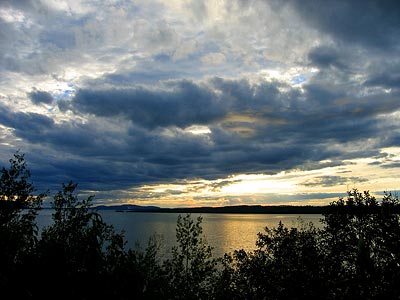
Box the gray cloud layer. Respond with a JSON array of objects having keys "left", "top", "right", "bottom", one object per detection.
[
  {"left": 1, "top": 74, "right": 398, "bottom": 193},
  {"left": 286, "top": 0, "right": 400, "bottom": 51}
]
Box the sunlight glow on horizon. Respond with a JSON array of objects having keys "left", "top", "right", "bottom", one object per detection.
[{"left": 112, "top": 149, "right": 400, "bottom": 207}]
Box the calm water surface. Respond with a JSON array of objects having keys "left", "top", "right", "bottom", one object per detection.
[{"left": 37, "top": 210, "right": 323, "bottom": 257}]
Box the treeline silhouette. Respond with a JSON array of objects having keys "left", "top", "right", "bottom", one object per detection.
[
  {"left": 1, "top": 153, "right": 400, "bottom": 299},
  {"left": 114, "top": 205, "right": 331, "bottom": 214}
]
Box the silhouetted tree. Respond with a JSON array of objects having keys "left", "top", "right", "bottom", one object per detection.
[
  {"left": 37, "top": 181, "right": 125, "bottom": 298},
  {"left": 163, "top": 214, "right": 218, "bottom": 300},
  {"left": 0, "top": 152, "right": 47, "bottom": 297},
  {"left": 321, "top": 189, "right": 400, "bottom": 299},
  {"left": 220, "top": 189, "right": 400, "bottom": 300},
  {"left": 223, "top": 220, "right": 324, "bottom": 300},
  {"left": 103, "top": 233, "right": 167, "bottom": 300}
]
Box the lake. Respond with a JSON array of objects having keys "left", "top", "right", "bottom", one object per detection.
[{"left": 36, "top": 210, "right": 324, "bottom": 258}]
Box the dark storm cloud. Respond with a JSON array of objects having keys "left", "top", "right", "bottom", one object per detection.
[
  {"left": 302, "top": 176, "right": 368, "bottom": 188},
  {"left": 0, "top": 105, "right": 54, "bottom": 138},
  {"left": 27, "top": 89, "right": 54, "bottom": 105},
  {"left": 58, "top": 76, "right": 399, "bottom": 181},
  {"left": 0, "top": 104, "right": 122, "bottom": 157},
  {"left": 3, "top": 72, "right": 400, "bottom": 198},
  {"left": 70, "top": 80, "right": 226, "bottom": 129},
  {"left": 286, "top": 0, "right": 400, "bottom": 51},
  {"left": 308, "top": 46, "right": 346, "bottom": 70},
  {"left": 364, "top": 64, "right": 400, "bottom": 89},
  {"left": 70, "top": 76, "right": 400, "bottom": 148},
  {"left": 0, "top": 103, "right": 215, "bottom": 190}
]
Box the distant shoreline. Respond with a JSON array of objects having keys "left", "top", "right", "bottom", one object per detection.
[{"left": 105, "top": 205, "right": 330, "bottom": 214}]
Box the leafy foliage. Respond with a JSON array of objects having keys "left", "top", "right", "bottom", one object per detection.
[
  {"left": 0, "top": 152, "right": 47, "bottom": 296},
  {"left": 320, "top": 189, "right": 400, "bottom": 298},
  {"left": 37, "top": 181, "right": 122, "bottom": 297},
  {"left": 1, "top": 153, "right": 400, "bottom": 299},
  {"left": 223, "top": 221, "right": 325, "bottom": 300},
  {"left": 163, "top": 214, "right": 218, "bottom": 299},
  {"left": 221, "top": 189, "right": 400, "bottom": 300}
]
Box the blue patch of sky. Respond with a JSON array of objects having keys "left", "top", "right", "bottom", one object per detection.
[
  {"left": 53, "top": 89, "right": 75, "bottom": 101},
  {"left": 292, "top": 75, "right": 308, "bottom": 85},
  {"left": 153, "top": 54, "right": 171, "bottom": 63},
  {"left": 375, "top": 190, "right": 400, "bottom": 197}
]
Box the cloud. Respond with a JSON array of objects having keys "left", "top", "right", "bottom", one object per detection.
[
  {"left": 287, "top": 0, "right": 400, "bottom": 51},
  {"left": 0, "top": 0, "right": 36, "bottom": 11},
  {"left": 363, "top": 63, "right": 400, "bottom": 90},
  {"left": 50, "top": 76, "right": 398, "bottom": 185},
  {"left": 302, "top": 176, "right": 368, "bottom": 188},
  {"left": 68, "top": 80, "right": 227, "bottom": 129},
  {"left": 1, "top": 0, "right": 400, "bottom": 206},
  {"left": 2, "top": 68, "right": 400, "bottom": 203},
  {"left": 0, "top": 105, "right": 54, "bottom": 137},
  {"left": 308, "top": 46, "right": 346, "bottom": 70},
  {"left": 27, "top": 89, "right": 54, "bottom": 105},
  {"left": 201, "top": 52, "right": 226, "bottom": 65}
]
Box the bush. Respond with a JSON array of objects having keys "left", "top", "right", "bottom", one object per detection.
[
  {"left": 37, "top": 181, "right": 124, "bottom": 297},
  {"left": 321, "top": 189, "right": 400, "bottom": 299},
  {"left": 222, "top": 189, "right": 400, "bottom": 300}
]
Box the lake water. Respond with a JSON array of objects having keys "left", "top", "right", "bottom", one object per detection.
[{"left": 36, "top": 210, "right": 324, "bottom": 258}]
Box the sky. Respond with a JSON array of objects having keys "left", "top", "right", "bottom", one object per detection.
[{"left": 0, "top": 0, "right": 400, "bottom": 207}]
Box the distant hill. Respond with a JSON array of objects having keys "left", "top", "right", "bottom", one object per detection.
[
  {"left": 93, "top": 204, "right": 329, "bottom": 214},
  {"left": 93, "top": 204, "right": 161, "bottom": 211},
  {"left": 157, "top": 205, "right": 329, "bottom": 214}
]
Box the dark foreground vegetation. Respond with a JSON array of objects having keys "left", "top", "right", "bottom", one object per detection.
[{"left": 1, "top": 153, "right": 400, "bottom": 299}]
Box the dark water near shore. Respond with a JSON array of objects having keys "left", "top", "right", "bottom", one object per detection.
[{"left": 36, "top": 210, "right": 323, "bottom": 257}]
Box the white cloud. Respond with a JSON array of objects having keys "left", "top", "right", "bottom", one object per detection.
[
  {"left": 172, "top": 39, "right": 198, "bottom": 61},
  {"left": 201, "top": 52, "right": 226, "bottom": 65}
]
